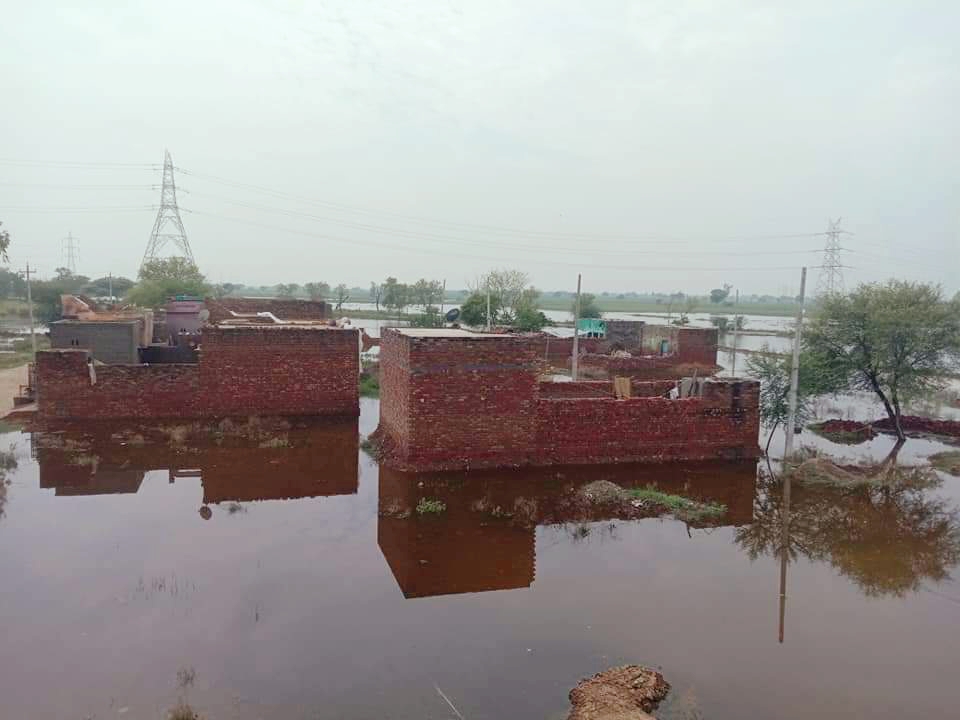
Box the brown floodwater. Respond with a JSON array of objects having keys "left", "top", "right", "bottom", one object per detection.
[{"left": 1, "top": 398, "right": 958, "bottom": 719}]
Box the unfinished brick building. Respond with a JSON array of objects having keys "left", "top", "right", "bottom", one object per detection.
[
  {"left": 374, "top": 328, "right": 759, "bottom": 472},
  {"left": 35, "top": 325, "right": 359, "bottom": 420}
]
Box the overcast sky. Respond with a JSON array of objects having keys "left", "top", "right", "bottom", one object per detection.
[{"left": 3, "top": 1, "right": 957, "bottom": 296}]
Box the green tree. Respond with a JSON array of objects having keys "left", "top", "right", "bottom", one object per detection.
[
  {"left": 746, "top": 346, "right": 824, "bottom": 453},
  {"left": 304, "top": 281, "right": 329, "bottom": 300},
  {"left": 514, "top": 287, "right": 550, "bottom": 331},
  {"left": 30, "top": 270, "right": 91, "bottom": 322},
  {"left": 459, "top": 292, "right": 500, "bottom": 327},
  {"left": 709, "top": 284, "right": 732, "bottom": 304},
  {"left": 275, "top": 283, "right": 300, "bottom": 298},
  {"left": 369, "top": 281, "right": 383, "bottom": 312},
  {"left": 0, "top": 221, "right": 10, "bottom": 262},
  {"left": 575, "top": 293, "right": 602, "bottom": 319},
  {"left": 83, "top": 276, "right": 135, "bottom": 298},
  {"left": 0, "top": 268, "right": 27, "bottom": 298},
  {"left": 382, "top": 277, "right": 410, "bottom": 315},
  {"left": 334, "top": 283, "right": 350, "bottom": 311},
  {"left": 127, "top": 258, "right": 209, "bottom": 308},
  {"left": 412, "top": 278, "right": 444, "bottom": 309},
  {"left": 805, "top": 281, "right": 960, "bottom": 441}
]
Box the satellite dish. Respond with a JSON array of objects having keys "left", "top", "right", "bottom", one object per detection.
[
  {"left": 445, "top": 308, "right": 461, "bottom": 323},
  {"left": 198, "top": 308, "right": 210, "bottom": 322}
]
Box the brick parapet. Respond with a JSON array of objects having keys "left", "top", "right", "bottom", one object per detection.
[{"left": 35, "top": 325, "right": 359, "bottom": 420}]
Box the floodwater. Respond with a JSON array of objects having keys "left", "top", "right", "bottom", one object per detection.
[{"left": 1, "top": 399, "right": 958, "bottom": 719}]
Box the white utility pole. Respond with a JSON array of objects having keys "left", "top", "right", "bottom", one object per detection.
[
  {"left": 108, "top": 272, "right": 114, "bottom": 301},
  {"left": 571, "top": 273, "right": 582, "bottom": 381},
  {"left": 784, "top": 267, "right": 807, "bottom": 458},
  {"left": 25, "top": 263, "right": 37, "bottom": 355},
  {"left": 485, "top": 287, "right": 491, "bottom": 331},
  {"left": 731, "top": 288, "right": 740, "bottom": 376}
]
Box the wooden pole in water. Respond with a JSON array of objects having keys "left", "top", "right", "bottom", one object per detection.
[
  {"left": 25, "top": 262, "right": 37, "bottom": 356},
  {"left": 571, "top": 273, "right": 582, "bottom": 381},
  {"left": 778, "top": 467, "right": 791, "bottom": 643},
  {"left": 784, "top": 267, "right": 806, "bottom": 458}
]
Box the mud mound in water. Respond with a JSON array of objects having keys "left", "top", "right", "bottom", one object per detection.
[
  {"left": 578, "top": 480, "right": 628, "bottom": 504},
  {"left": 873, "top": 415, "right": 960, "bottom": 439},
  {"left": 568, "top": 665, "right": 670, "bottom": 720},
  {"left": 809, "top": 419, "right": 875, "bottom": 444}
]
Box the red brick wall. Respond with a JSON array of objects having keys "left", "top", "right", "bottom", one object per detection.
[
  {"left": 374, "top": 330, "right": 759, "bottom": 471},
  {"left": 199, "top": 326, "right": 358, "bottom": 417},
  {"left": 534, "top": 379, "right": 759, "bottom": 467},
  {"left": 677, "top": 327, "right": 719, "bottom": 366},
  {"left": 375, "top": 330, "right": 539, "bottom": 469},
  {"left": 36, "top": 325, "right": 359, "bottom": 420},
  {"left": 205, "top": 297, "right": 329, "bottom": 323}
]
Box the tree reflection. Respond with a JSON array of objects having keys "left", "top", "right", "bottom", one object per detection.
[
  {"left": 0, "top": 447, "right": 17, "bottom": 521},
  {"left": 736, "top": 465, "right": 960, "bottom": 598}
]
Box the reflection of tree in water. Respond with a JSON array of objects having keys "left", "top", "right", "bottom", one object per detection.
[
  {"left": 0, "top": 447, "right": 18, "bottom": 521},
  {"left": 736, "top": 466, "right": 960, "bottom": 598}
]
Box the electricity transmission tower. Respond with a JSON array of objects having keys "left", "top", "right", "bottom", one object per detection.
[
  {"left": 61, "top": 231, "right": 79, "bottom": 274},
  {"left": 816, "top": 217, "right": 845, "bottom": 296},
  {"left": 141, "top": 150, "right": 194, "bottom": 270}
]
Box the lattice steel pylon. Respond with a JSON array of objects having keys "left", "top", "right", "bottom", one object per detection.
[
  {"left": 816, "top": 217, "right": 845, "bottom": 296},
  {"left": 141, "top": 150, "right": 194, "bottom": 270}
]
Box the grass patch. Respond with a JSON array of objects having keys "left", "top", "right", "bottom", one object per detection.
[
  {"left": 416, "top": 497, "right": 446, "bottom": 515},
  {"left": 168, "top": 700, "right": 203, "bottom": 720},
  {"left": 359, "top": 372, "right": 380, "bottom": 398},
  {"left": 628, "top": 486, "right": 726, "bottom": 522},
  {"left": 929, "top": 451, "right": 960, "bottom": 476}
]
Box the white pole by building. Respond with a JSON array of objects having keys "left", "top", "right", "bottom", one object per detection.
[
  {"left": 485, "top": 287, "right": 491, "bottom": 331},
  {"left": 571, "top": 273, "right": 582, "bottom": 381},
  {"left": 25, "top": 262, "right": 37, "bottom": 356},
  {"left": 731, "top": 288, "right": 739, "bottom": 376},
  {"left": 784, "top": 267, "right": 807, "bottom": 458}
]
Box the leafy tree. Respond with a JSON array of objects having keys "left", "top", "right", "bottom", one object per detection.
[
  {"left": 575, "top": 293, "right": 602, "bottom": 319},
  {"left": 334, "top": 283, "right": 350, "bottom": 311},
  {"left": 127, "top": 258, "right": 209, "bottom": 308},
  {"left": 0, "top": 268, "right": 27, "bottom": 298},
  {"left": 274, "top": 283, "right": 300, "bottom": 298},
  {"left": 805, "top": 281, "right": 960, "bottom": 441},
  {"left": 369, "top": 281, "right": 383, "bottom": 312},
  {"left": 513, "top": 287, "right": 550, "bottom": 331},
  {"left": 459, "top": 291, "right": 500, "bottom": 327},
  {"left": 709, "top": 284, "right": 732, "bottom": 304},
  {"left": 0, "top": 221, "right": 9, "bottom": 262},
  {"left": 30, "top": 271, "right": 92, "bottom": 322},
  {"left": 412, "top": 278, "right": 444, "bottom": 309},
  {"left": 304, "top": 281, "right": 329, "bottom": 300},
  {"left": 746, "top": 346, "right": 822, "bottom": 453},
  {"left": 382, "top": 277, "right": 410, "bottom": 315},
  {"left": 83, "top": 276, "right": 135, "bottom": 298}
]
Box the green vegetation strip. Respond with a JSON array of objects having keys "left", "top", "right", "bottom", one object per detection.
[
  {"left": 0, "top": 336, "right": 49, "bottom": 370},
  {"left": 627, "top": 487, "right": 726, "bottom": 521},
  {"left": 929, "top": 452, "right": 960, "bottom": 476}
]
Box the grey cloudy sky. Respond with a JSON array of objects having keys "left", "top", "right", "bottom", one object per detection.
[{"left": 3, "top": 0, "right": 957, "bottom": 296}]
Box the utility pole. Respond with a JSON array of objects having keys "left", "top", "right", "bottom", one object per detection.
[
  {"left": 485, "top": 287, "right": 491, "bottom": 331},
  {"left": 731, "top": 288, "right": 739, "bottom": 376},
  {"left": 784, "top": 267, "right": 807, "bottom": 458},
  {"left": 24, "top": 263, "right": 37, "bottom": 355},
  {"left": 440, "top": 279, "right": 446, "bottom": 316},
  {"left": 778, "top": 464, "right": 791, "bottom": 644},
  {"left": 571, "top": 273, "right": 582, "bottom": 381},
  {"left": 108, "top": 273, "right": 114, "bottom": 301}
]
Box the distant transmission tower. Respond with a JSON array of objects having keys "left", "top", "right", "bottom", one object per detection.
[
  {"left": 61, "top": 231, "right": 79, "bottom": 275},
  {"left": 141, "top": 149, "right": 194, "bottom": 270},
  {"left": 816, "top": 217, "right": 845, "bottom": 296}
]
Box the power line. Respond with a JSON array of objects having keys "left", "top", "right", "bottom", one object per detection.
[
  {"left": 184, "top": 189, "right": 832, "bottom": 258},
  {"left": 185, "top": 206, "right": 837, "bottom": 273},
  {"left": 141, "top": 150, "right": 193, "bottom": 269}
]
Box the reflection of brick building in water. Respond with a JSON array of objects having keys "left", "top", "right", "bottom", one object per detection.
[
  {"left": 32, "top": 417, "right": 359, "bottom": 505},
  {"left": 377, "top": 460, "right": 757, "bottom": 599}
]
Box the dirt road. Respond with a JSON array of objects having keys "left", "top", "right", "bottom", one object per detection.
[{"left": 0, "top": 365, "right": 28, "bottom": 415}]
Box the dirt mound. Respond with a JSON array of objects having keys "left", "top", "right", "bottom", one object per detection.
[
  {"left": 568, "top": 665, "right": 670, "bottom": 720},
  {"left": 579, "top": 480, "right": 628, "bottom": 504},
  {"left": 873, "top": 415, "right": 960, "bottom": 439},
  {"left": 809, "top": 419, "right": 875, "bottom": 444}
]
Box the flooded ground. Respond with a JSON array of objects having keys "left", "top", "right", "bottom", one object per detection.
[{"left": 1, "top": 397, "right": 958, "bottom": 719}]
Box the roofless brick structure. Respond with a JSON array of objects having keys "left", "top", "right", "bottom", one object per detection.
[
  {"left": 35, "top": 325, "right": 359, "bottom": 420},
  {"left": 374, "top": 328, "right": 760, "bottom": 471}
]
